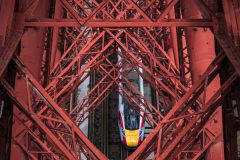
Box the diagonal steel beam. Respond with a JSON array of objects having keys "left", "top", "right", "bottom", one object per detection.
[
  {"left": 58, "top": 0, "right": 83, "bottom": 25},
  {"left": 0, "top": 78, "right": 76, "bottom": 160},
  {"left": 13, "top": 114, "right": 59, "bottom": 159},
  {"left": 10, "top": 55, "right": 108, "bottom": 159},
  {"left": 193, "top": 0, "right": 240, "bottom": 77},
  {"left": 166, "top": 72, "right": 237, "bottom": 159},
  {"left": 157, "top": 0, "right": 179, "bottom": 21},
  {"left": 160, "top": 73, "right": 236, "bottom": 159},
  {"left": 0, "top": 30, "right": 23, "bottom": 77},
  {"left": 214, "top": 30, "right": 240, "bottom": 76},
  {"left": 126, "top": 0, "right": 152, "bottom": 22},
  {"left": 0, "top": 0, "right": 40, "bottom": 77},
  {"left": 127, "top": 53, "right": 226, "bottom": 159},
  {"left": 82, "top": 0, "right": 110, "bottom": 26}
]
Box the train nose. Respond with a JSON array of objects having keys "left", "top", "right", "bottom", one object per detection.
[
  {"left": 126, "top": 136, "right": 138, "bottom": 147},
  {"left": 125, "top": 130, "right": 139, "bottom": 147}
]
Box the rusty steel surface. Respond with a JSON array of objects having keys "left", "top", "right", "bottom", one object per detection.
[{"left": 0, "top": 0, "right": 239, "bottom": 159}]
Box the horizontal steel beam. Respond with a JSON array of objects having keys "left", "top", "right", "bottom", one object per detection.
[{"left": 21, "top": 19, "right": 214, "bottom": 27}]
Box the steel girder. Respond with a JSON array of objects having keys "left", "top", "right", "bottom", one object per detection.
[
  {"left": 21, "top": 19, "right": 213, "bottom": 27},
  {"left": 127, "top": 52, "right": 236, "bottom": 159},
  {"left": 19, "top": 0, "right": 213, "bottom": 27},
  {"left": 193, "top": 0, "right": 240, "bottom": 77},
  {"left": 1, "top": 55, "right": 108, "bottom": 159},
  {"left": 0, "top": 0, "right": 238, "bottom": 159},
  {"left": 0, "top": 0, "right": 40, "bottom": 77}
]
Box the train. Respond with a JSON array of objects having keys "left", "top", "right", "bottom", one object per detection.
[{"left": 117, "top": 55, "right": 145, "bottom": 149}]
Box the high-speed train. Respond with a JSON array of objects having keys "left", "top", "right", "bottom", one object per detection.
[{"left": 117, "top": 55, "right": 145, "bottom": 149}]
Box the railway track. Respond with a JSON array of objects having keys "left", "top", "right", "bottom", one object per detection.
[
  {"left": 88, "top": 53, "right": 138, "bottom": 159},
  {"left": 107, "top": 92, "right": 133, "bottom": 160},
  {"left": 89, "top": 71, "right": 108, "bottom": 154},
  {"left": 107, "top": 92, "right": 121, "bottom": 159}
]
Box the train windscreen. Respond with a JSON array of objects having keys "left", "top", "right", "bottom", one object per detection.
[{"left": 124, "top": 103, "right": 140, "bottom": 130}]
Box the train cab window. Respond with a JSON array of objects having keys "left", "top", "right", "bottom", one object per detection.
[{"left": 125, "top": 108, "right": 139, "bottom": 130}]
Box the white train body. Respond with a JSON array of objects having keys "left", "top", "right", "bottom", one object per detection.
[{"left": 117, "top": 55, "right": 145, "bottom": 148}]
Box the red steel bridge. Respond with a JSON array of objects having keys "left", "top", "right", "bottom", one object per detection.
[{"left": 0, "top": 0, "right": 240, "bottom": 159}]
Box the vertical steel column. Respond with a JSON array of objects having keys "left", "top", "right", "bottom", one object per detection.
[
  {"left": 181, "top": 0, "right": 224, "bottom": 159},
  {"left": 10, "top": 1, "right": 51, "bottom": 160},
  {"left": 167, "top": 0, "right": 179, "bottom": 69},
  {"left": 0, "top": 0, "right": 15, "bottom": 46},
  {"left": 50, "top": 0, "right": 61, "bottom": 69}
]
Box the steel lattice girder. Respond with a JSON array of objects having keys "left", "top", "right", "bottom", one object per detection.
[
  {"left": 19, "top": 0, "right": 213, "bottom": 27},
  {"left": 47, "top": 27, "right": 184, "bottom": 122},
  {"left": 1, "top": 55, "right": 108, "bottom": 160},
  {"left": 0, "top": 0, "right": 238, "bottom": 159},
  {"left": 127, "top": 53, "right": 237, "bottom": 159}
]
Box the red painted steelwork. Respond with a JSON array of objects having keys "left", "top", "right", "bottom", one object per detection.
[
  {"left": 21, "top": 19, "right": 214, "bottom": 27},
  {"left": 127, "top": 53, "right": 236, "bottom": 159},
  {"left": 0, "top": 0, "right": 40, "bottom": 78},
  {"left": 0, "top": 0, "right": 15, "bottom": 46},
  {"left": 4, "top": 55, "right": 108, "bottom": 159},
  {"left": 0, "top": 0, "right": 238, "bottom": 159},
  {"left": 181, "top": 0, "right": 224, "bottom": 159}
]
